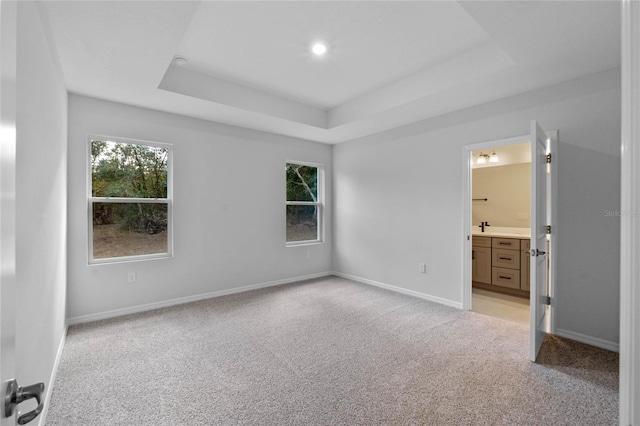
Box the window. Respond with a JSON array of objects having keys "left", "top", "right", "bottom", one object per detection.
[
  {"left": 286, "top": 162, "right": 322, "bottom": 244},
  {"left": 88, "top": 136, "right": 172, "bottom": 263}
]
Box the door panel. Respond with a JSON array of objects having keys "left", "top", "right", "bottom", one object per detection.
[
  {"left": 0, "top": 1, "right": 18, "bottom": 424},
  {"left": 530, "top": 120, "right": 548, "bottom": 362}
]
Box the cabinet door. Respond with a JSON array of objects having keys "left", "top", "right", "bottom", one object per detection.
[{"left": 472, "top": 246, "right": 492, "bottom": 284}]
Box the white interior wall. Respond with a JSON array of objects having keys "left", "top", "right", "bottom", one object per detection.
[
  {"left": 15, "top": 1, "right": 68, "bottom": 421},
  {"left": 67, "top": 95, "right": 332, "bottom": 320},
  {"left": 333, "top": 69, "right": 621, "bottom": 348}
]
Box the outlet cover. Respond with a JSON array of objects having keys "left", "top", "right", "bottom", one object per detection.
[
  {"left": 128, "top": 272, "right": 136, "bottom": 283},
  {"left": 419, "top": 263, "right": 426, "bottom": 273}
]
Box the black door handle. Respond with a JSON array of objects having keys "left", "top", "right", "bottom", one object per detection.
[
  {"left": 3, "top": 379, "right": 45, "bottom": 425},
  {"left": 528, "top": 249, "right": 546, "bottom": 257}
]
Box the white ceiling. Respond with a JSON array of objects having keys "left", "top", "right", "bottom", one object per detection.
[{"left": 40, "top": 1, "right": 621, "bottom": 144}]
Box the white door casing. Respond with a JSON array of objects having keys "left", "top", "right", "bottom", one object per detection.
[{"left": 620, "top": 1, "right": 639, "bottom": 424}]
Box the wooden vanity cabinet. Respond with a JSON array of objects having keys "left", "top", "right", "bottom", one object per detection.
[{"left": 472, "top": 236, "right": 531, "bottom": 293}]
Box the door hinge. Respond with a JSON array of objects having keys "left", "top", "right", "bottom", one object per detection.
[
  {"left": 545, "top": 296, "right": 551, "bottom": 306},
  {"left": 546, "top": 153, "right": 552, "bottom": 163},
  {"left": 546, "top": 225, "right": 551, "bottom": 234}
]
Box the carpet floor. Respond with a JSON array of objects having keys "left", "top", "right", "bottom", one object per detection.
[{"left": 46, "top": 276, "right": 618, "bottom": 425}]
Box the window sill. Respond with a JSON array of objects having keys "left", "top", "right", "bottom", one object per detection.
[
  {"left": 89, "top": 253, "right": 173, "bottom": 266},
  {"left": 286, "top": 241, "right": 323, "bottom": 248}
]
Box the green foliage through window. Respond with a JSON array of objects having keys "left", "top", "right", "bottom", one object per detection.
[
  {"left": 286, "top": 164, "right": 317, "bottom": 202},
  {"left": 91, "top": 140, "right": 168, "bottom": 198}
]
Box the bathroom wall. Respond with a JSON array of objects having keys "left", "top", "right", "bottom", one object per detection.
[{"left": 472, "top": 163, "right": 531, "bottom": 228}]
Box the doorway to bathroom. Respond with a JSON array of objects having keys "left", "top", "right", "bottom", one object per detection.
[
  {"left": 462, "top": 122, "right": 557, "bottom": 361},
  {"left": 470, "top": 141, "right": 532, "bottom": 327}
]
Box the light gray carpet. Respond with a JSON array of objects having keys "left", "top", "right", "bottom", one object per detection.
[{"left": 47, "top": 276, "right": 618, "bottom": 425}]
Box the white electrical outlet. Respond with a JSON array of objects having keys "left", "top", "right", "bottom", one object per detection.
[
  {"left": 306, "top": 251, "right": 311, "bottom": 259},
  {"left": 419, "top": 263, "right": 426, "bottom": 273},
  {"left": 128, "top": 272, "right": 136, "bottom": 283}
]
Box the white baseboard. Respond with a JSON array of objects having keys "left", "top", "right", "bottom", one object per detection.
[
  {"left": 554, "top": 328, "right": 619, "bottom": 353},
  {"left": 333, "top": 271, "right": 463, "bottom": 310},
  {"left": 38, "top": 323, "right": 68, "bottom": 426},
  {"left": 67, "top": 271, "right": 333, "bottom": 326}
]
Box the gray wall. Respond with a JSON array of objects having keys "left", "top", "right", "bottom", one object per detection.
[
  {"left": 333, "top": 69, "right": 621, "bottom": 348},
  {"left": 15, "top": 2, "right": 68, "bottom": 422},
  {"left": 67, "top": 95, "right": 333, "bottom": 320}
]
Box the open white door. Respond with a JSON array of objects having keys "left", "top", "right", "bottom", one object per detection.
[
  {"left": 1, "top": 1, "right": 18, "bottom": 424},
  {"left": 529, "top": 120, "right": 548, "bottom": 362},
  {"left": 1, "top": 5, "right": 45, "bottom": 424}
]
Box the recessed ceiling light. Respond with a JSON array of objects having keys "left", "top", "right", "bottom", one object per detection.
[
  {"left": 174, "top": 56, "right": 188, "bottom": 66},
  {"left": 312, "top": 43, "right": 327, "bottom": 56}
]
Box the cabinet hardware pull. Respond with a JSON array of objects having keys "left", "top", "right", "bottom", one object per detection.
[
  {"left": 499, "top": 257, "right": 511, "bottom": 260},
  {"left": 498, "top": 275, "right": 511, "bottom": 280},
  {"left": 498, "top": 242, "right": 511, "bottom": 245}
]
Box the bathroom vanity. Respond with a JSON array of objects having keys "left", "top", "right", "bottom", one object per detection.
[{"left": 472, "top": 228, "right": 531, "bottom": 296}]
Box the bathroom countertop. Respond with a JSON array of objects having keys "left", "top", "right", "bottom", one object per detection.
[
  {"left": 472, "top": 231, "right": 530, "bottom": 239},
  {"left": 472, "top": 227, "right": 530, "bottom": 239}
]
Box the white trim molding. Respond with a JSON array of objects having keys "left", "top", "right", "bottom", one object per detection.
[
  {"left": 333, "top": 272, "right": 463, "bottom": 310},
  {"left": 553, "top": 328, "right": 619, "bottom": 354},
  {"left": 621, "top": 1, "right": 640, "bottom": 424},
  {"left": 38, "top": 324, "right": 69, "bottom": 426},
  {"left": 67, "top": 272, "right": 333, "bottom": 325}
]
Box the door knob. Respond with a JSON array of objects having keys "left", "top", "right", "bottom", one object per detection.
[
  {"left": 528, "top": 249, "right": 546, "bottom": 257},
  {"left": 3, "top": 379, "right": 44, "bottom": 425}
]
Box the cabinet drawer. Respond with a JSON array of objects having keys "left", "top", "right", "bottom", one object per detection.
[
  {"left": 492, "top": 248, "right": 520, "bottom": 269},
  {"left": 521, "top": 239, "right": 530, "bottom": 251},
  {"left": 492, "top": 238, "right": 519, "bottom": 249},
  {"left": 492, "top": 267, "right": 521, "bottom": 289},
  {"left": 472, "top": 236, "right": 491, "bottom": 248}
]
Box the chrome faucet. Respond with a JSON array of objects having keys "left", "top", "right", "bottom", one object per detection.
[{"left": 480, "top": 221, "right": 490, "bottom": 232}]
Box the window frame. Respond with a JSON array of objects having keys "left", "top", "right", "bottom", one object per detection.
[
  {"left": 87, "top": 135, "right": 173, "bottom": 265},
  {"left": 285, "top": 160, "right": 324, "bottom": 246}
]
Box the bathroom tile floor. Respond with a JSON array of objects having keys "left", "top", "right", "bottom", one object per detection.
[{"left": 472, "top": 288, "right": 529, "bottom": 326}]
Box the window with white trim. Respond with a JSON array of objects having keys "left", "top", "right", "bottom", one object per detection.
[
  {"left": 89, "top": 136, "right": 172, "bottom": 263},
  {"left": 286, "top": 162, "right": 322, "bottom": 244}
]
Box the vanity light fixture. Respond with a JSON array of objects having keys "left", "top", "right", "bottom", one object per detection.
[
  {"left": 475, "top": 150, "right": 499, "bottom": 165},
  {"left": 476, "top": 152, "right": 488, "bottom": 164}
]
